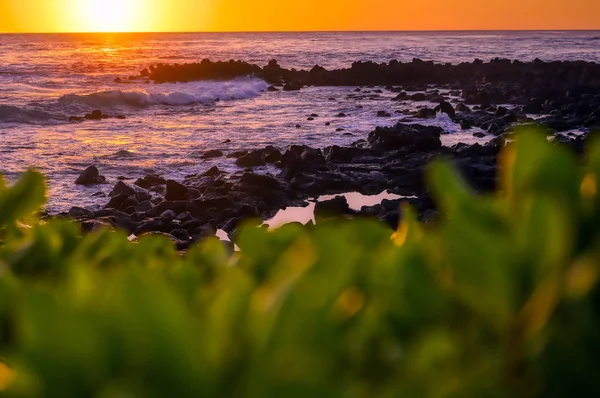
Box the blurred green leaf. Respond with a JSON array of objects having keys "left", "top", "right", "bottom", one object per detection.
[{"left": 0, "top": 170, "right": 46, "bottom": 228}]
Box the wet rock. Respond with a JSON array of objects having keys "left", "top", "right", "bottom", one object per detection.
[
  {"left": 84, "top": 110, "right": 106, "bottom": 120},
  {"left": 192, "top": 223, "right": 217, "bottom": 239},
  {"left": 280, "top": 146, "right": 327, "bottom": 179},
  {"left": 201, "top": 149, "right": 223, "bottom": 159},
  {"left": 190, "top": 196, "right": 235, "bottom": 218},
  {"left": 486, "top": 122, "right": 506, "bottom": 136},
  {"left": 203, "top": 166, "right": 223, "bottom": 177},
  {"left": 233, "top": 203, "right": 261, "bottom": 218},
  {"left": 238, "top": 172, "right": 282, "bottom": 191},
  {"left": 222, "top": 218, "right": 241, "bottom": 233},
  {"left": 134, "top": 190, "right": 152, "bottom": 203},
  {"left": 175, "top": 211, "right": 193, "bottom": 222},
  {"left": 523, "top": 100, "right": 544, "bottom": 114},
  {"left": 160, "top": 210, "right": 177, "bottom": 220},
  {"left": 134, "top": 200, "right": 153, "bottom": 213},
  {"left": 110, "top": 181, "right": 136, "bottom": 197},
  {"left": 137, "top": 219, "right": 168, "bottom": 235},
  {"left": 377, "top": 110, "right": 392, "bottom": 117},
  {"left": 410, "top": 93, "right": 427, "bottom": 101},
  {"left": 227, "top": 150, "right": 249, "bottom": 159},
  {"left": 187, "top": 187, "right": 201, "bottom": 199},
  {"left": 75, "top": 165, "right": 106, "bottom": 186},
  {"left": 494, "top": 106, "right": 510, "bottom": 117},
  {"left": 283, "top": 82, "right": 303, "bottom": 91},
  {"left": 264, "top": 147, "right": 283, "bottom": 163},
  {"left": 315, "top": 196, "right": 352, "bottom": 218},
  {"left": 235, "top": 149, "right": 267, "bottom": 167},
  {"left": 367, "top": 123, "right": 442, "bottom": 152},
  {"left": 170, "top": 228, "right": 190, "bottom": 241},
  {"left": 434, "top": 101, "right": 456, "bottom": 118},
  {"left": 417, "top": 108, "right": 436, "bottom": 119},
  {"left": 105, "top": 194, "right": 130, "bottom": 210},
  {"left": 165, "top": 180, "right": 188, "bottom": 201},
  {"left": 324, "top": 145, "right": 375, "bottom": 163},
  {"left": 68, "top": 207, "right": 92, "bottom": 219},
  {"left": 135, "top": 175, "right": 166, "bottom": 190},
  {"left": 267, "top": 85, "right": 280, "bottom": 92},
  {"left": 455, "top": 103, "right": 471, "bottom": 113}
]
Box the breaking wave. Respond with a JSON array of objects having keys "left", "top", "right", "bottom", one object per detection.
[
  {"left": 0, "top": 104, "right": 60, "bottom": 124},
  {"left": 58, "top": 78, "right": 269, "bottom": 109}
]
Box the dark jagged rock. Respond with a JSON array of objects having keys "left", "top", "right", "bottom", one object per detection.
[
  {"left": 283, "top": 82, "right": 304, "bottom": 91},
  {"left": 417, "top": 108, "right": 437, "bottom": 119},
  {"left": 280, "top": 146, "right": 327, "bottom": 179},
  {"left": 315, "top": 196, "right": 353, "bottom": 219},
  {"left": 434, "top": 101, "right": 456, "bottom": 118},
  {"left": 135, "top": 175, "right": 166, "bottom": 190},
  {"left": 237, "top": 173, "right": 282, "bottom": 191},
  {"left": 201, "top": 150, "right": 223, "bottom": 159},
  {"left": 455, "top": 103, "right": 471, "bottom": 113},
  {"left": 68, "top": 207, "right": 92, "bottom": 219},
  {"left": 75, "top": 165, "right": 106, "bottom": 186},
  {"left": 235, "top": 149, "right": 267, "bottom": 167},
  {"left": 367, "top": 124, "right": 442, "bottom": 152},
  {"left": 132, "top": 58, "right": 600, "bottom": 136},
  {"left": 165, "top": 180, "right": 188, "bottom": 201},
  {"left": 84, "top": 110, "right": 110, "bottom": 121},
  {"left": 110, "top": 181, "right": 136, "bottom": 197},
  {"left": 203, "top": 166, "right": 224, "bottom": 177},
  {"left": 105, "top": 194, "right": 130, "bottom": 210}
]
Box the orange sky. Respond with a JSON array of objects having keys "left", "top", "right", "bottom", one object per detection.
[{"left": 1, "top": 0, "right": 599, "bottom": 33}]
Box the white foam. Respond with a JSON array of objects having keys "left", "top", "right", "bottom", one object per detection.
[
  {"left": 58, "top": 78, "right": 269, "bottom": 109},
  {"left": 418, "top": 112, "right": 460, "bottom": 133}
]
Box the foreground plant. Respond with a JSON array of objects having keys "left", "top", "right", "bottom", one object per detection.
[{"left": 1, "top": 131, "right": 599, "bottom": 397}]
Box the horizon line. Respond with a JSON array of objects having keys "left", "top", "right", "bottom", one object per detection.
[{"left": 2, "top": 28, "right": 600, "bottom": 35}]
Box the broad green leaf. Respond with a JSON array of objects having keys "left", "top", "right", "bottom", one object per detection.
[{"left": 0, "top": 170, "right": 46, "bottom": 227}]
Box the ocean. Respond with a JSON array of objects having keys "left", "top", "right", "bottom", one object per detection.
[{"left": 1, "top": 31, "right": 599, "bottom": 212}]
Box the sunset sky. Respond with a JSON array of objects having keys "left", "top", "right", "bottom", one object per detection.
[{"left": 0, "top": 0, "right": 599, "bottom": 33}]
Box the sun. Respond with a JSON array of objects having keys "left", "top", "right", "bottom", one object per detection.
[{"left": 74, "top": 0, "right": 145, "bottom": 32}]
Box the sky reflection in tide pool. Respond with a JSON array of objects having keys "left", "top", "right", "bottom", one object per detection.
[{"left": 264, "top": 191, "right": 414, "bottom": 230}]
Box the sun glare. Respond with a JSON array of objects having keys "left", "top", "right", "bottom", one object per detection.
[{"left": 74, "top": 0, "right": 145, "bottom": 32}]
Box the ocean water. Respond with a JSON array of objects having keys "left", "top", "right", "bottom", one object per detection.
[{"left": 1, "top": 31, "right": 599, "bottom": 212}]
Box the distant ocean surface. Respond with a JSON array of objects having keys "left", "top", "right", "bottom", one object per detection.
[{"left": 1, "top": 31, "right": 599, "bottom": 212}]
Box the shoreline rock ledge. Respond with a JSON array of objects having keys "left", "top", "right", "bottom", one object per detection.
[{"left": 62, "top": 121, "right": 588, "bottom": 250}]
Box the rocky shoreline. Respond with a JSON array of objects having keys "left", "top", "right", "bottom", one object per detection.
[
  {"left": 57, "top": 58, "right": 599, "bottom": 249},
  {"left": 113, "top": 58, "right": 600, "bottom": 135},
  {"left": 61, "top": 120, "right": 585, "bottom": 250},
  {"left": 116, "top": 59, "right": 600, "bottom": 132}
]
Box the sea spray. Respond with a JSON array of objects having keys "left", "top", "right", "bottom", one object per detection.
[{"left": 58, "top": 78, "right": 269, "bottom": 110}]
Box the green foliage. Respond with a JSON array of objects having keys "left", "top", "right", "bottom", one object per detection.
[{"left": 1, "top": 131, "right": 600, "bottom": 397}]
